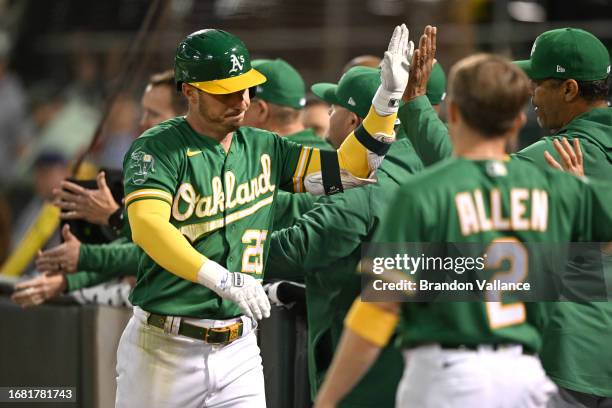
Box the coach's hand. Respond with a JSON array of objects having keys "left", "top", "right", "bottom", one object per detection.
[
  {"left": 54, "top": 171, "right": 120, "bottom": 226},
  {"left": 35, "top": 224, "right": 81, "bottom": 274},
  {"left": 373, "top": 24, "right": 414, "bottom": 116},
  {"left": 197, "top": 259, "right": 270, "bottom": 320},
  {"left": 404, "top": 25, "right": 437, "bottom": 102},
  {"left": 544, "top": 137, "right": 584, "bottom": 177},
  {"left": 11, "top": 273, "right": 67, "bottom": 307}
]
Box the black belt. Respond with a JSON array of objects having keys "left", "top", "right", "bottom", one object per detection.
[
  {"left": 438, "top": 343, "right": 536, "bottom": 355},
  {"left": 147, "top": 313, "right": 243, "bottom": 345}
]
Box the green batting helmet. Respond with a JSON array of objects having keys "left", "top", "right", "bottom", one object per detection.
[{"left": 175, "top": 29, "right": 266, "bottom": 94}]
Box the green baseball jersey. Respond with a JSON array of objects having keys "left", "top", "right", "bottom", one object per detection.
[
  {"left": 123, "top": 117, "right": 308, "bottom": 319},
  {"left": 372, "top": 157, "right": 612, "bottom": 354},
  {"left": 267, "top": 139, "right": 424, "bottom": 406},
  {"left": 285, "top": 128, "right": 333, "bottom": 151}
]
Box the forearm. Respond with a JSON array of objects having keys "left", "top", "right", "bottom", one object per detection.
[
  {"left": 66, "top": 270, "right": 125, "bottom": 291},
  {"left": 399, "top": 96, "right": 451, "bottom": 166},
  {"left": 315, "top": 328, "right": 383, "bottom": 406},
  {"left": 78, "top": 241, "right": 141, "bottom": 276},
  {"left": 295, "top": 108, "right": 396, "bottom": 194},
  {"left": 127, "top": 199, "right": 205, "bottom": 283},
  {"left": 316, "top": 299, "right": 400, "bottom": 405}
]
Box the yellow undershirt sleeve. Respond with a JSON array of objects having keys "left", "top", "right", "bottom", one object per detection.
[
  {"left": 344, "top": 298, "right": 400, "bottom": 347},
  {"left": 128, "top": 198, "right": 206, "bottom": 282},
  {"left": 294, "top": 107, "right": 397, "bottom": 190}
]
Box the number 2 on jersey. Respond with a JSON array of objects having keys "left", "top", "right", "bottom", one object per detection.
[
  {"left": 241, "top": 229, "right": 268, "bottom": 274},
  {"left": 484, "top": 237, "right": 528, "bottom": 330}
]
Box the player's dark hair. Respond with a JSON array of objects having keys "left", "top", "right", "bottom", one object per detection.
[
  {"left": 448, "top": 54, "right": 530, "bottom": 137},
  {"left": 577, "top": 78, "right": 609, "bottom": 101},
  {"left": 149, "top": 70, "right": 188, "bottom": 115}
]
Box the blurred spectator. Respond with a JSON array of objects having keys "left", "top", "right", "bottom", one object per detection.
[
  {"left": 16, "top": 85, "right": 100, "bottom": 178},
  {"left": 0, "top": 31, "right": 28, "bottom": 188},
  {"left": 302, "top": 96, "right": 330, "bottom": 139}
]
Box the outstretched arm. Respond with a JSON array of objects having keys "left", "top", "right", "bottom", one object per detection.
[
  {"left": 314, "top": 299, "right": 400, "bottom": 408},
  {"left": 289, "top": 25, "right": 415, "bottom": 194},
  {"left": 400, "top": 25, "right": 452, "bottom": 166}
]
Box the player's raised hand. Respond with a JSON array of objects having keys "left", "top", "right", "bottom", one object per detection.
[
  {"left": 11, "top": 273, "right": 67, "bottom": 308},
  {"left": 35, "top": 224, "right": 81, "bottom": 274},
  {"left": 54, "top": 171, "right": 120, "bottom": 225},
  {"left": 404, "top": 25, "right": 437, "bottom": 102},
  {"left": 544, "top": 137, "right": 584, "bottom": 177},
  {"left": 373, "top": 24, "right": 414, "bottom": 116}
]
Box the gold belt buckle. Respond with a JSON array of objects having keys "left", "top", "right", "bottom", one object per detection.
[{"left": 228, "top": 322, "right": 241, "bottom": 342}]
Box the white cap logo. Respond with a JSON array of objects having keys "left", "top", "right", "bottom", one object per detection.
[
  {"left": 556, "top": 65, "right": 566, "bottom": 73},
  {"left": 229, "top": 54, "right": 245, "bottom": 74},
  {"left": 348, "top": 97, "right": 356, "bottom": 106},
  {"left": 299, "top": 97, "right": 306, "bottom": 107}
]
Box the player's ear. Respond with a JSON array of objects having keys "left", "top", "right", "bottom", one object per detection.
[
  {"left": 258, "top": 99, "right": 270, "bottom": 121},
  {"left": 182, "top": 83, "right": 198, "bottom": 105},
  {"left": 563, "top": 79, "right": 580, "bottom": 102},
  {"left": 349, "top": 112, "right": 360, "bottom": 129}
]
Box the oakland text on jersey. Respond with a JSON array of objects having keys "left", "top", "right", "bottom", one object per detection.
[
  {"left": 172, "top": 153, "right": 276, "bottom": 221},
  {"left": 455, "top": 188, "right": 549, "bottom": 236}
]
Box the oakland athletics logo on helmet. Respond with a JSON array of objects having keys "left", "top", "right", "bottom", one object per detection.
[{"left": 174, "top": 29, "right": 266, "bottom": 95}]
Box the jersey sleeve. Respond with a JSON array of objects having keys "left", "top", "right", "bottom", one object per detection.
[
  {"left": 272, "top": 191, "right": 319, "bottom": 231},
  {"left": 123, "top": 136, "right": 180, "bottom": 207},
  {"left": 267, "top": 186, "right": 373, "bottom": 276},
  {"left": 77, "top": 239, "right": 141, "bottom": 276},
  {"left": 398, "top": 96, "right": 452, "bottom": 167}
]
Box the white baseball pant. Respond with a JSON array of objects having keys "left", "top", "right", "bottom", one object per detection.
[
  {"left": 115, "top": 306, "right": 266, "bottom": 408},
  {"left": 396, "top": 344, "right": 557, "bottom": 408}
]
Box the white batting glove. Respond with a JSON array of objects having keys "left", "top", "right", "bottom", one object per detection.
[
  {"left": 197, "top": 259, "right": 271, "bottom": 320},
  {"left": 373, "top": 24, "right": 414, "bottom": 116}
]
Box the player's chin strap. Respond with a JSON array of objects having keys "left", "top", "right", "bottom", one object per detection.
[{"left": 304, "top": 130, "right": 395, "bottom": 195}]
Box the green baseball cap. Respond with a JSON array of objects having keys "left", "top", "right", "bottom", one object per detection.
[
  {"left": 514, "top": 28, "right": 611, "bottom": 81},
  {"left": 311, "top": 66, "right": 380, "bottom": 119},
  {"left": 426, "top": 62, "right": 446, "bottom": 105},
  {"left": 251, "top": 59, "right": 306, "bottom": 109}
]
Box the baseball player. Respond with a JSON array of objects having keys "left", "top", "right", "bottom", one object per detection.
[
  {"left": 265, "top": 65, "right": 424, "bottom": 408},
  {"left": 314, "top": 53, "right": 612, "bottom": 408},
  {"left": 116, "top": 25, "right": 414, "bottom": 408},
  {"left": 404, "top": 26, "right": 612, "bottom": 406}
]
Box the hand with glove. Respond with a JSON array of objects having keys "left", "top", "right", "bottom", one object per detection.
[
  {"left": 197, "top": 259, "right": 271, "bottom": 320},
  {"left": 264, "top": 280, "right": 307, "bottom": 316},
  {"left": 372, "top": 24, "right": 415, "bottom": 117}
]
